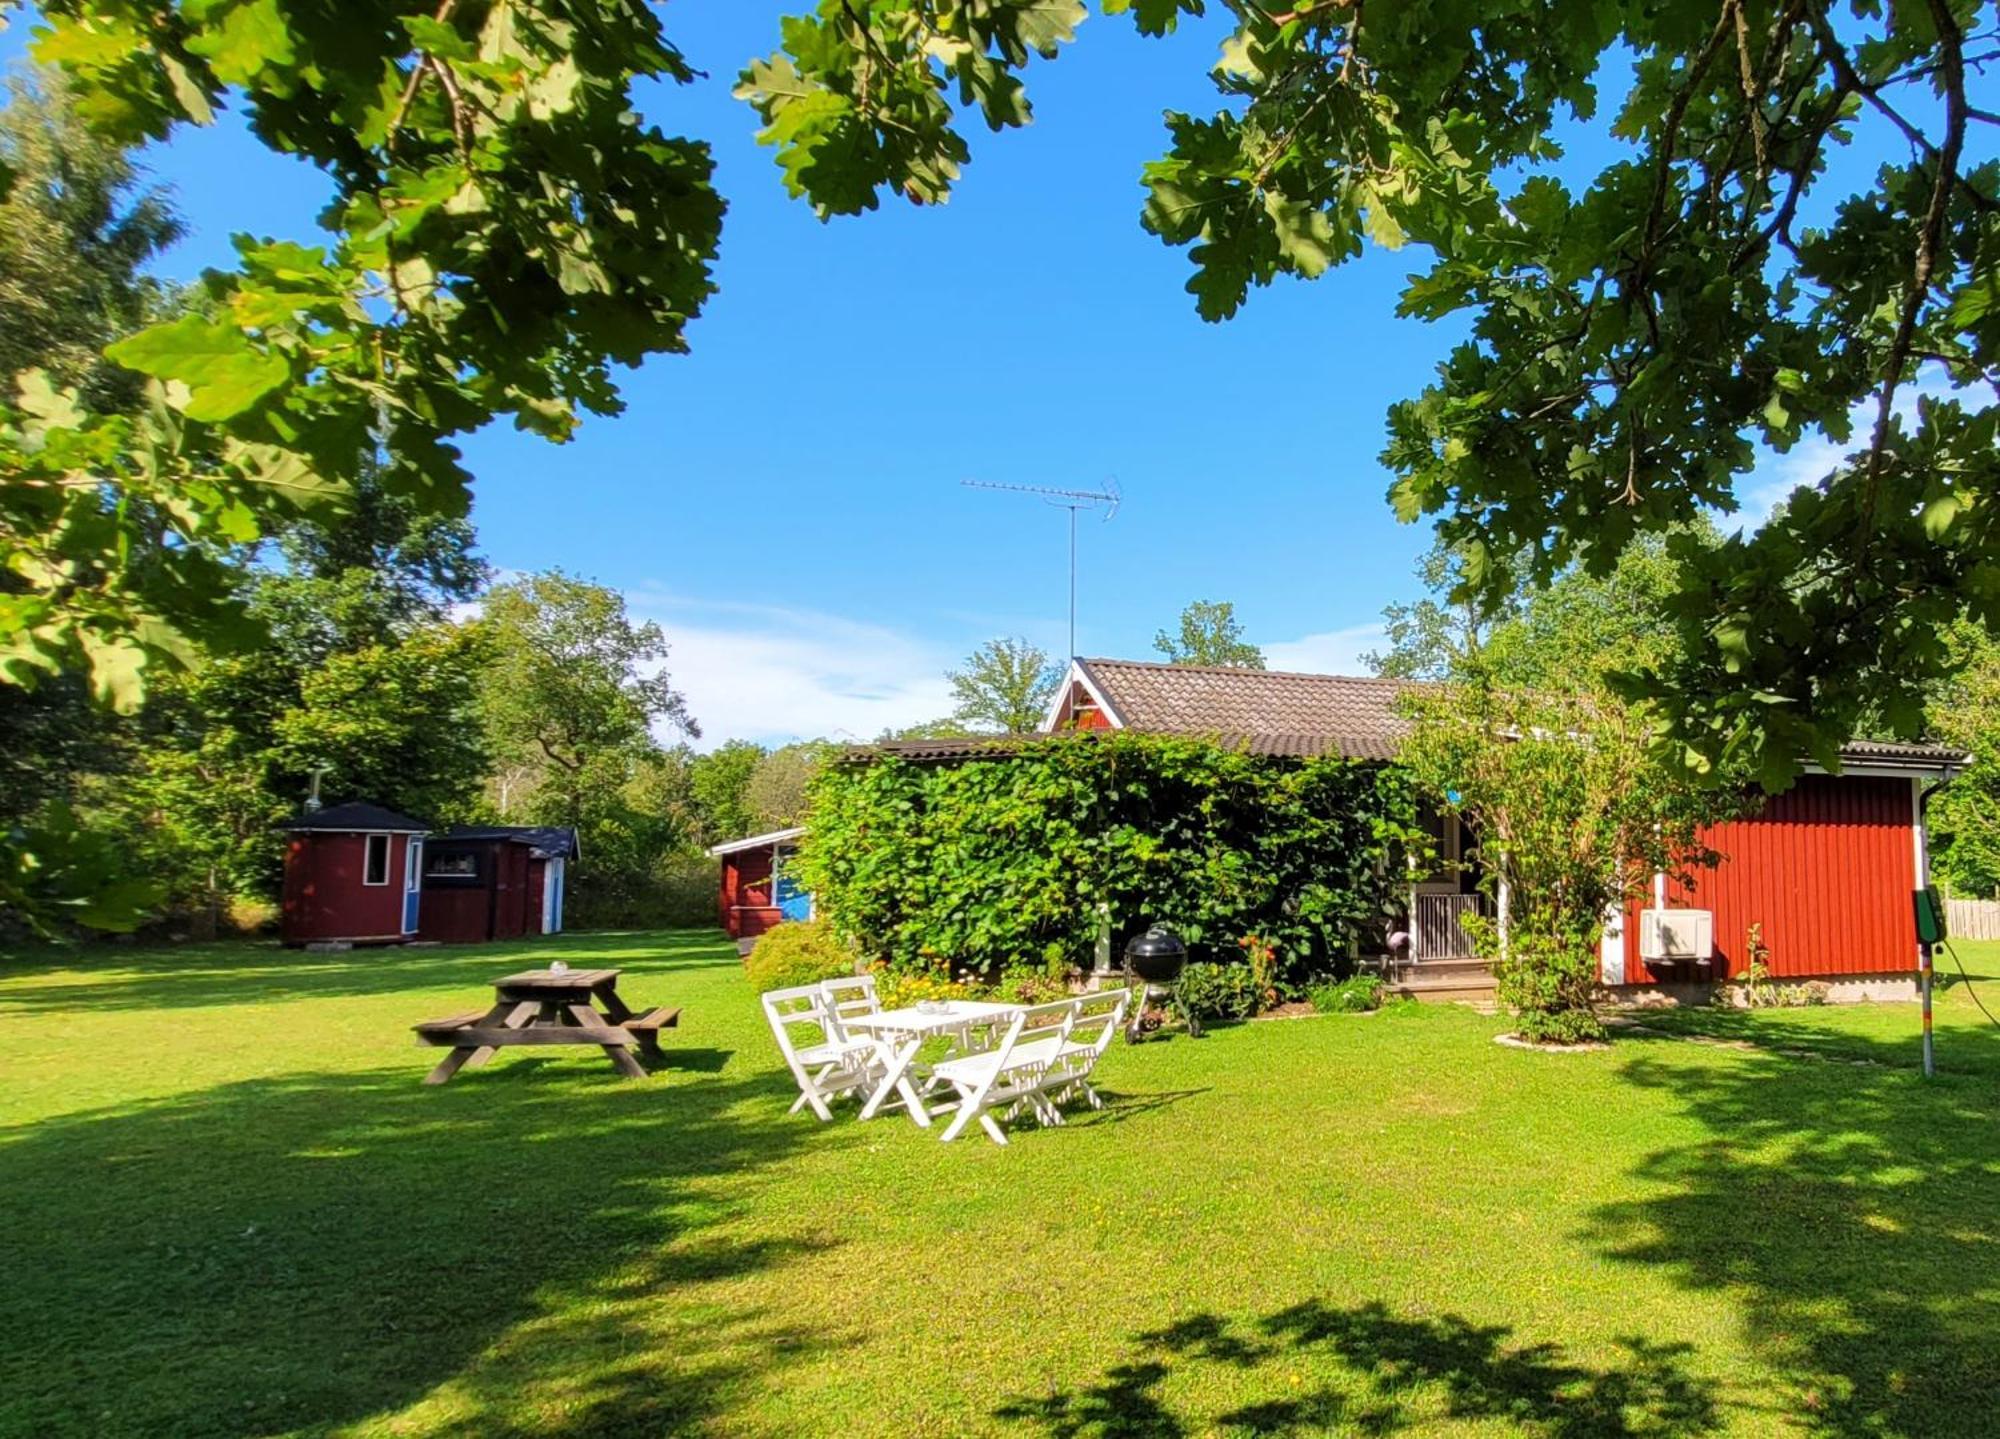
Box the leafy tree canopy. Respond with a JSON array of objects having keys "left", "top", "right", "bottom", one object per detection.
[
  {"left": 688, "top": 738, "right": 765, "bottom": 845},
  {"left": 1154, "top": 598, "right": 1266, "bottom": 669},
  {"left": 1370, "top": 524, "right": 1720, "bottom": 691},
  {"left": 948, "top": 635, "right": 1060, "bottom": 733},
  {"left": 0, "top": 68, "right": 184, "bottom": 412},
  {"left": 479, "top": 572, "right": 696, "bottom": 826},
  {"left": 753, "top": 0, "right": 2000, "bottom": 787},
  {"left": 9, "top": 1, "right": 724, "bottom": 708}
]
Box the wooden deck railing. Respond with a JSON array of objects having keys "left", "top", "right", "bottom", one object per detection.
[{"left": 1412, "top": 893, "right": 1489, "bottom": 961}]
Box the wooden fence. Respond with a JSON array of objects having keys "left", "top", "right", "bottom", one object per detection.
[{"left": 1945, "top": 898, "right": 2000, "bottom": 941}]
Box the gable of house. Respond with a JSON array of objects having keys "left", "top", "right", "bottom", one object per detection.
[{"left": 1044, "top": 658, "right": 1415, "bottom": 760}]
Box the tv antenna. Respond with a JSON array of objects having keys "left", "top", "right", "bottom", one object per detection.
[{"left": 962, "top": 478, "right": 1120, "bottom": 658}]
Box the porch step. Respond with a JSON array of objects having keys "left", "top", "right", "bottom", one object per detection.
[
  {"left": 1393, "top": 957, "right": 1493, "bottom": 981},
  {"left": 1385, "top": 958, "right": 1498, "bottom": 1007}
]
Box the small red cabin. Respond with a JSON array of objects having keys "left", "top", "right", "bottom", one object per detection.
[
  {"left": 416, "top": 825, "right": 577, "bottom": 945},
  {"left": 709, "top": 827, "right": 810, "bottom": 941},
  {"left": 279, "top": 801, "right": 428, "bottom": 946}
]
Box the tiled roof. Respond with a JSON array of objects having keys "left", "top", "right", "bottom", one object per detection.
[
  {"left": 863, "top": 736, "right": 1050, "bottom": 763},
  {"left": 1077, "top": 658, "right": 1416, "bottom": 761},
  {"left": 850, "top": 662, "right": 1971, "bottom": 773},
  {"left": 1836, "top": 739, "right": 1971, "bottom": 768}
]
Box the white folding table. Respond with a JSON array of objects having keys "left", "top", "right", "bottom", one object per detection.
[{"left": 838, "top": 1000, "right": 1022, "bottom": 1125}]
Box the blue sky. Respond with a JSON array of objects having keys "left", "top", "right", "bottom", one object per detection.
[{"left": 2, "top": 5, "right": 1931, "bottom": 746}]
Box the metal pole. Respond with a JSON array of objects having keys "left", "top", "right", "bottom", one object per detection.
[
  {"left": 1064, "top": 505, "right": 1080, "bottom": 659},
  {"left": 1921, "top": 942, "right": 1935, "bottom": 1077}
]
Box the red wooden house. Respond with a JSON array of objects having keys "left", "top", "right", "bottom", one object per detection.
[
  {"left": 279, "top": 801, "right": 428, "bottom": 946},
  {"left": 1036, "top": 657, "right": 1964, "bottom": 999},
  {"left": 708, "top": 827, "right": 810, "bottom": 942}
]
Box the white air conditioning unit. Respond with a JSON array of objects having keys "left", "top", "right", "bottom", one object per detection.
[{"left": 1640, "top": 908, "right": 1714, "bottom": 962}]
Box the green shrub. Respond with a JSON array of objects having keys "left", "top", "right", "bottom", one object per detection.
[
  {"left": 744, "top": 920, "right": 857, "bottom": 992},
  {"left": 1308, "top": 974, "right": 1384, "bottom": 1014},
  {"left": 802, "top": 732, "right": 1419, "bottom": 988},
  {"left": 1515, "top": 1007, "right": 1607, "bottom": 1045},
  {"left": 567, "top": 851, "right": 717, "bottom": 930},
  {"left": 1177, "top": 962, "right": 1260, "bottom": 1022}
]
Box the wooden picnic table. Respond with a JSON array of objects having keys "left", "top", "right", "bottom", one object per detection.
[{"left": 414, "top": 967, "right": 680, "bottom": 1085}]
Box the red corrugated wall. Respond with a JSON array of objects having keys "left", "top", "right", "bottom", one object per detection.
[{"left": 1621, "top": 774, "right": 1918, "bottom": 982}]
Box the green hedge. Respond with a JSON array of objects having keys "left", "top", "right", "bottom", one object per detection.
[{"left": 799, "top": 733, "right": 1418, "bottom": 986}]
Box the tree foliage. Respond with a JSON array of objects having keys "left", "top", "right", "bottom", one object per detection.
[
  {"left": 1926, "top": 620, "right": 2000, "bottom": 895},
  {"left": 948, "top": 635, "right": 1059, "bottom": 733},
  {"left": 106, "top": 473, "right": 492, "bottom": 918},
  {"left": 742, "top": 740, "right": 830, "bottom": 833},
  {"left": 0, "top": 68, "right": 185, "bottom": 412},
  {"left": 1401, "top": 684, "right": 1744, "bottom": 1043},
  {"left": 1370, "top": 525, "right": 1718, "bottom": 689},
  {"left": 1154, "top": 598, "right": 1266, "bottom": 669},
  {"left": 479, "top": 571, "right": 695, "bottom": 825},
  {"left": 801, "top": 733, "right": 1419, "bottom": 984},
  {"left": 755, "top": 0, "right": 2000, "bottom": 787},
  {"left": 11, "top": 1, "right": 724, "bottom": 708}
]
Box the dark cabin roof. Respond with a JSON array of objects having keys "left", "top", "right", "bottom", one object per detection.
[
  {"left": 435, "top": 825, "right": 580, "bottom": 859},
  {"left": 278, "top": 801, "right": 430, "bottom": 833}
]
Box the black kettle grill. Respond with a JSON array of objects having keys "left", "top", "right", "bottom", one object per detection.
[{"left": 1122, "top": 924, "right": 1202, "bottom": 1041}]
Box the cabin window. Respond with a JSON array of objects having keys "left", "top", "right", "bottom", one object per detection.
[
  {"left": 363, "top": 833, "right": 391, "bottom": 886},
  {"left": 426, "top": 848, "right": 481, "bottom": 882}
]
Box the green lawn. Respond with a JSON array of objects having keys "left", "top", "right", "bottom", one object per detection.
[{"left": 4, "top": 931, "right": 1999, "bottom": 1438}]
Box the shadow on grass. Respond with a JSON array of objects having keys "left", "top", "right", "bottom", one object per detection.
[
  {"left": 995, "top": 1301, "right": 1724, "bottom": 1437},
  {"left": 1082, "top": 1087, "right": 1212, "bottom": 1125},
  {"left": 1595, "top": 1024, "right": 2000, "bottom": 1436},
  {"left": 0, "top": 928, "right": 736, "bottom": 1016},
  {"left": 0, "top": 1061, "right": 849, "bottom": 1436}
]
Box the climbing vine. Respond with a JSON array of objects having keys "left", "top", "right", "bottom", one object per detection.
[{"left": 800, "top": 733, "right": 1420, "bottom": 986}]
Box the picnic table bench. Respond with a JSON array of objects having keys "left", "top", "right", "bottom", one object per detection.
[{"left": 414, "top": 967, "right": 680, "bottom": 1084}]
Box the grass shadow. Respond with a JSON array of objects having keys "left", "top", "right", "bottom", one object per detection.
[
  {"left": 0, "top": 1060, "right": 851, "bottom": 1436},
  {"left": 0, "top": 929, "right": 735, "bottom": 1016},
  {"left": 994, "top": 1300, "right": 1726, "bottom": 1437},
  {"left": 1593, "top": 1025, "right": 2000, "bottom": 1435}
]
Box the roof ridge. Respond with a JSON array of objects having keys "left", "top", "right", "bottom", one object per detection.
[{"left": 1079, "top": 656, "right": 1410, "bottom": 685}]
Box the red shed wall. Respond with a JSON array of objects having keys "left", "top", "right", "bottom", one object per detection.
[
  {"left": 719, "top": 848, "right": 782, "bottom": 939},
  {"left": 282, "top": 832, "right": 410, "bottom": 944},
  {"left": 526, "top": 856, "right": 547, "bottom": 935},
  {"left": 493, "top": 842, "right": 531, "bottom": 940},
  {"left": 1620, "top": 774, "right": 1917, "bottom": 983},
  {"left": 419, "top": 841, "right": 514, "bottom": 945}
]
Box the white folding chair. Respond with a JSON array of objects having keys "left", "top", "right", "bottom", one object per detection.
[
  {"left": 932, "top": 999, "right": 1080, "bottom": 1145},
  {"left": 819, "top": 973, "right": 881, "bottom": 1042},
  {"left": 761, "top": 983, "right": 881, "bottom": 1122},
  {"left": 1046, "top": 987, "right": 1131, "bottom": 1114}
]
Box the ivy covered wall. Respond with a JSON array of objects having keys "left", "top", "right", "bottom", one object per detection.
[{"left": 799, "top": 733, "right": 1419, "bottom": 985}]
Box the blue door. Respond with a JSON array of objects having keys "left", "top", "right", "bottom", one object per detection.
[
  {"left": 402, "top": 839, "right": 423, "bottom": 934},
  {"left": 773, "top": 848, "right": 812, "bottom": 922}
]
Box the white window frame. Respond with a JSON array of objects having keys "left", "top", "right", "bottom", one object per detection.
[{"left": 362, "top": 832, "right": 392, "bottom": 887}]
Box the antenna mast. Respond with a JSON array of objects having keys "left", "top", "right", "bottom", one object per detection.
[{"left": 962, "top": 478, "right": 1120, "bottom": 659}]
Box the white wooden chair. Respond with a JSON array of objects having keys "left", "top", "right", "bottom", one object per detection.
[
  {"left": 932, "top": 998, "right": 1080, "bottom": 1145},
  {"left": 818, "top": 973, "right": 881, "bottom": 1042},
  {"left": 761, "top": 983, "right": 882, "bottom": 1122},
  {"left": 1045, "top": 987, "right": 1131, "bottom": 1115}
]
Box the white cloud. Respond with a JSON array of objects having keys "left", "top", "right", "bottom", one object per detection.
[
  {"left": 1262, "top": 623, "right": 1387, "bottom": 676},
  {"left": 624, "top": 589, "right": 957, "bottom": 750}
]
